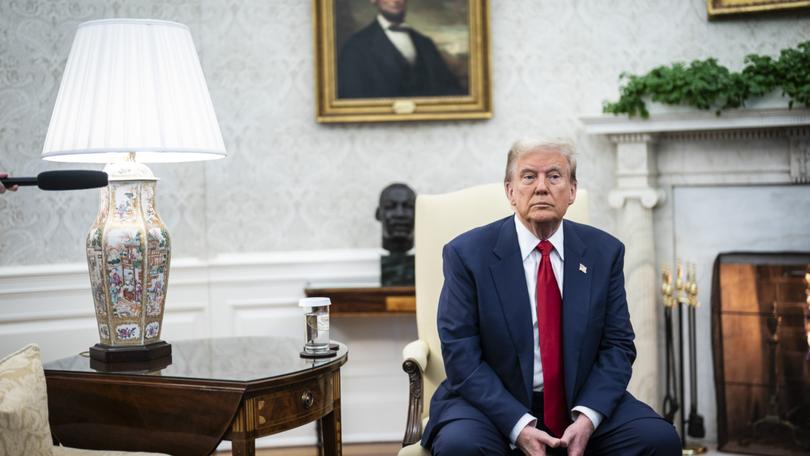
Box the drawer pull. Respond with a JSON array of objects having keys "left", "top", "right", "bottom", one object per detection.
[{"left": 301, "top": 391, "right": 314, "bottom": 409}]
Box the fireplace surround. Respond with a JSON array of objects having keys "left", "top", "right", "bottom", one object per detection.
[{"left": 581, "top": 107, "right": 810, "bottom": 446}]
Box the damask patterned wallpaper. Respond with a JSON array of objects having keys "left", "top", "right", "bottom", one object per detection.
[{"left": 1, "top": 0, "right": 808, "bottom": 265}]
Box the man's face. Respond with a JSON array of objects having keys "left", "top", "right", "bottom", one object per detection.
[
  {"left": 378, "top": 186, "right": 415, "bottom": 240},
  {"left": 373, "top": 0, "right": 407, "bottom": 22},
  {"left": 505, "top": 149, "right": 576, "bottom": 231}
]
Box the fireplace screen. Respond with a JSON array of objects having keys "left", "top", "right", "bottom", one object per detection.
[{"left": 712, "top": 252, "right": 810, "bottom": 455}]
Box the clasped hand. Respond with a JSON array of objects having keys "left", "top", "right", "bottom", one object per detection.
[{"left": 516, "top": 413, "right": 594, "bottom": 456}]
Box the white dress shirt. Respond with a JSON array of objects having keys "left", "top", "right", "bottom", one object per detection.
[
  {"left": 508, "top": 215, "right": 603, "bottom": 445},
  {"left": 377, "top": 14, "right": 417, "bottom": 66}
]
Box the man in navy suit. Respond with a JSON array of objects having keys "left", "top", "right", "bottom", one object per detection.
[
  {"left": 337, "top": 0, "right": 464, "bottom": 99},
  {"left": 423, "top": 139, "right": 680, "bottom": 455}
]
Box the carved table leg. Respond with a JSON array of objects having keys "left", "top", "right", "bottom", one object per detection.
[
  {"left": 321, "top": 372, "right": 342, "bottom": 456},
  {"left": 231, "top": 436, "right": 255, "bottom": 456}
]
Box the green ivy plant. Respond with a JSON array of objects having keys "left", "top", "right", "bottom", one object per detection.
[{"left": 603, "top": 41, "right": 810, "bottom": 118}]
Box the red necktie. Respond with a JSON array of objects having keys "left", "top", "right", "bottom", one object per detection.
[{"left": 536, "top": 240, "right": 569, "bottom": 437}]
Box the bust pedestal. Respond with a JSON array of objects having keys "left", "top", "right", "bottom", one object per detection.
[{"left": 381, "top": 254, "right": 414, "bottom": 286}]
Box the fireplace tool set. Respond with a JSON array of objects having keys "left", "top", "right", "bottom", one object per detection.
[
  {"left": 661, "top": 268, "right": 680, "bottom": 424},
  {"left": 661, "top": 261, "right": 706, "bottom": 455}
]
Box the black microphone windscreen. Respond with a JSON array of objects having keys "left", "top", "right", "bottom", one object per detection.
[{"left": 37, "top": 170, "right": 108, "bottom": 191}]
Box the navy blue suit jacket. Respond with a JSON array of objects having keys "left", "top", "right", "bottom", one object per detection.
[
  {"left": 422, "top": 217, "right": 657, "bottom": 446},
  {"left": 337, "top": 20, "right": 464, "bottom": 99}
]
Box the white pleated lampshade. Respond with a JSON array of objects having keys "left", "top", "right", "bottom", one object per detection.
[{"left": 42, "top": 19, "right": 226, "bottom": 163}]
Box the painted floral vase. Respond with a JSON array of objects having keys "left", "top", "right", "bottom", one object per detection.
[{"left": 86, "top": 161, "right": 171, "bottom": 348}]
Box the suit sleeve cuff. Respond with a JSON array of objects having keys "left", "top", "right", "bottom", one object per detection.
[
  {"left": 572, "top": 405, "right": 603, "bottom": 430},
  {"left": 509, "top": 413, "right": 537, "bottom": 448}
]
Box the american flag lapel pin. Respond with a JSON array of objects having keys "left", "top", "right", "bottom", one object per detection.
[{"left": 579, "top": 263, "right": 587, "bottom": 274}]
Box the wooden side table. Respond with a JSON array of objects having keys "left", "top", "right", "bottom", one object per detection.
[
  {"left": 44, "top": 337, "right": 348, "bottom": 456},
  {"left": 305, "top": 286, "right": 415, "bottom": 316}
]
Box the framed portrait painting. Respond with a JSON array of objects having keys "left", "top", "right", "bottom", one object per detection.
[
  {"left": 707, "top": 0, "right": 810, "bottom": 17},
  {"left": 313, "top": 0, "right": 491, "bottom": 123}
]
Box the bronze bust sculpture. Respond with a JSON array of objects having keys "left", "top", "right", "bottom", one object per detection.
[
  {"left": 375, "top": 183, "right": 415, "bottom": 285},
  {"left": 376, "top": 183, "right": 416, "bottom": 253}
]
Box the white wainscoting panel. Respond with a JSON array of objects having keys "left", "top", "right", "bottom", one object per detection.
[
  {"left": 229, "top": 298, "right": 302, "bottom": 339},
  {"left": 0, "top": 248, "right": 417, "bottom": 448}
]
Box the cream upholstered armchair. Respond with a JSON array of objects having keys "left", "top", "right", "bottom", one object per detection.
[
  {"left": 398, "top": 183, "right": 589, "bottom": 456},
  {"left": 0, "top": 344, "right": 168, "bottom": 456}
]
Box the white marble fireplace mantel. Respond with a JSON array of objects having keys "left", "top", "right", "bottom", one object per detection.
[
  {"left": 579, "top": 107, "right": 810, "bottom": 442},
  {"left": 581, "top": 108, "right": 810, "bottom": 137}
]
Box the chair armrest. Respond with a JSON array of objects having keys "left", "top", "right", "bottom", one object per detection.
[
  {"left": 402, "top": 340, "right": 429, "bottom": 371},
  {"left": 402, "top": 340, "right": 430, "bottom": 447}
]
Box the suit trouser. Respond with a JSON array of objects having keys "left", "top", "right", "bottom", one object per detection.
[{"left": 430, "top": 392, "right": 681, "bottom": 455}]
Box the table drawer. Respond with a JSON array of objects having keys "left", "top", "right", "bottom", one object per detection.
[{"left": 253, "top": 374, "right": 333, "bottom": 433}]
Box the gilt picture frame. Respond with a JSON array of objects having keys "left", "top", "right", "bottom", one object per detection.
[
  {"left": 707, "top": 0, "right": 810, "bottom": 18},
  {"left": 313, "top": 0, "right": 491, "bottom": 123}
]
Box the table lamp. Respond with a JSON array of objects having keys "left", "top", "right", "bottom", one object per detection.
[{"left": 42, "top": 19, "right": 226, "bottom": 364}]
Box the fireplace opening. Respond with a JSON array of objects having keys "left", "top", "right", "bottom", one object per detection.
[{"left": 712, "top": 252, "right": 810, "bottom": 456}]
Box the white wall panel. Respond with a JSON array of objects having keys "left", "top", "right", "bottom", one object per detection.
[
  {"left": 229, "top": 300, "right": 302, "bottom": 338},
  {"left": 0, "top": 316, "right": 97, "bottom": 362},
  {"left": 161, "top": 308, "right": 209, "bottom": 341}
]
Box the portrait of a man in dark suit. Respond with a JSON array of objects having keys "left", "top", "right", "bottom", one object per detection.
[{"left": 335, "top": 0, "right": 468, "bottom": 99}]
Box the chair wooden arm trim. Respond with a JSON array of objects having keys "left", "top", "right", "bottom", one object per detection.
[{"left": 402, "top": 358, "right": 425, "bottom": 446}]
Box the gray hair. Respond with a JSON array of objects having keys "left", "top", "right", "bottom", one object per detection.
[{"left": 504, "top": 138, "right": 577, "bottom": 184}]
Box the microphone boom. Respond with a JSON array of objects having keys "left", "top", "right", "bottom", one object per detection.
[{"left": 1, "top": 170, "right": 108, "bottom": 191}]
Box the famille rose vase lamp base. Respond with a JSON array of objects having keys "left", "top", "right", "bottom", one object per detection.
[{"left": 86, "top": 161, "right": 172, "bottom": 365}]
